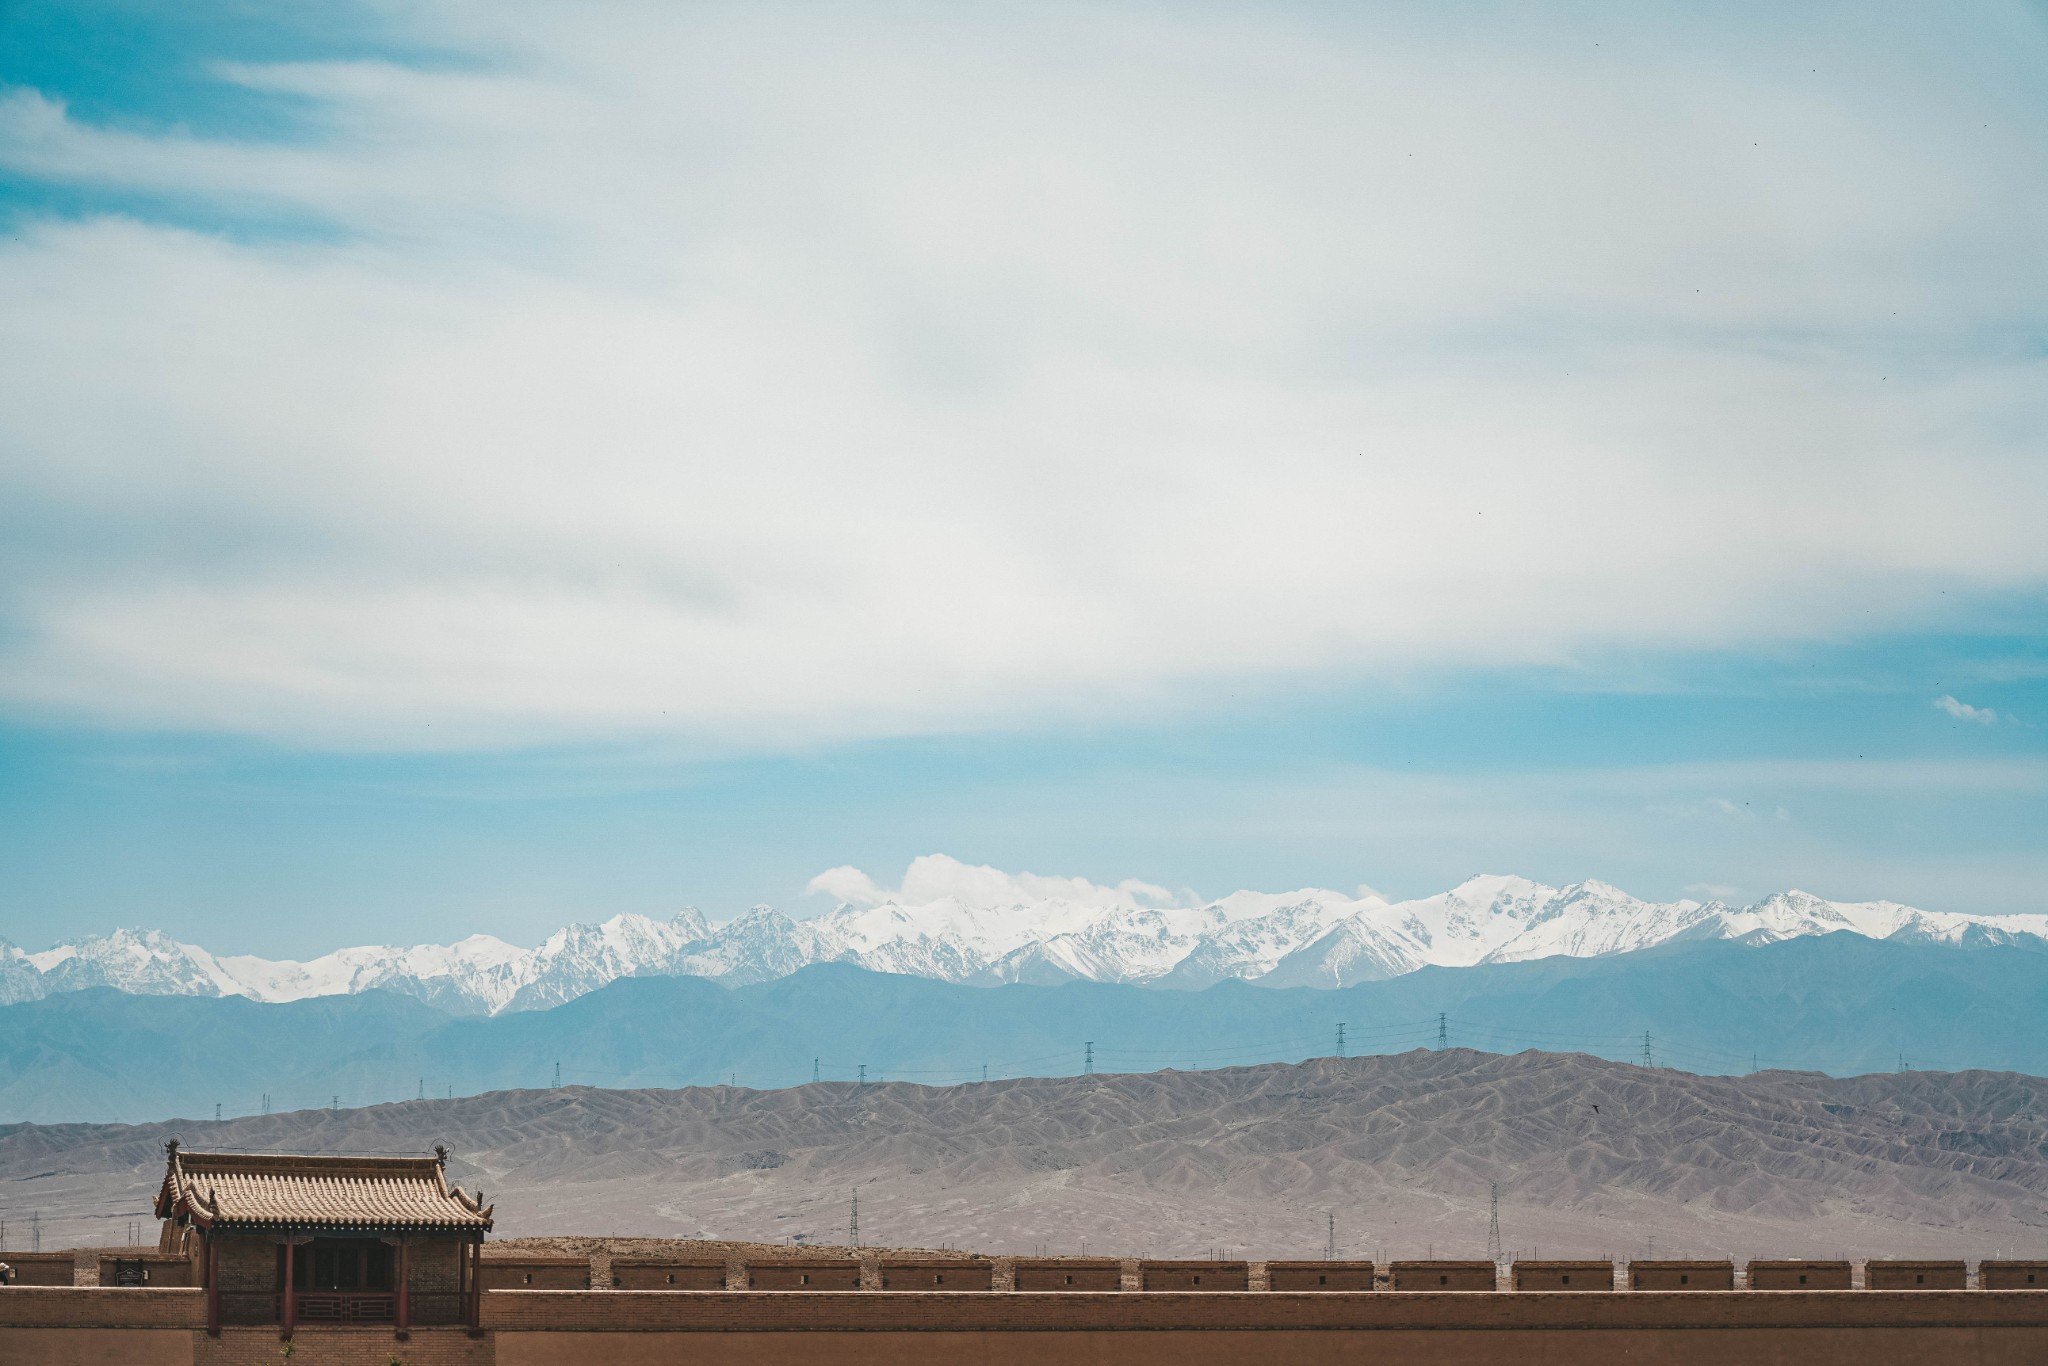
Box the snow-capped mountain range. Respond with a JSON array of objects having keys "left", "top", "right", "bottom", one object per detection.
[{"left": 5, "top": 856, "right": 2044, "bottom": 1016}]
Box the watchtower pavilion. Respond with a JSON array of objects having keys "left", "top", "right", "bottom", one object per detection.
[{"left": 153, "top": 1140, "right": 493, "bottom": 1338}]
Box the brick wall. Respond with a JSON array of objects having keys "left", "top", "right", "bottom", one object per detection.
[
  {"left": 1627, "top": 1260, "right": 1733, "bottom": 1290},
  {"left": 1511, "top": 1261, "right": 1614, "bottom": 1291},
  {"left": 877, "top": 1261, "right": 995, "bottom": 1291},
  {"left": 1138, "top": 1262, "right": 1249, "bottom": 1291},
  {"left": 2, "top": 1253, "right": 79, "bottom": 1286},
  {"left": 1265, "top": 1261, "right": 1374, "bottom": 1291},
  {"left": 1748, "top": 1261, "right": 1854, "bottom": 1290},
  {"left": 194, "top": 1326, "right": 490, "bottom": 1365},
  {"left": 1010, "top": 1259, "right": 1122, "bottom": 1291},
  {"left": 9, "top": 1284, "right": 2048, "bottom": 1365},
  {"left": 414, "top": 1239, "right": 469, "bottom": 1297},
  {"left": 1389, "top": 1261, "right": 1496, "bottom": 1291},
  {"left": 609, "top": 1259, "right": 728, "bottom": 1290},
  {"left": 1867, "top": 1261, "right": 1968, "bottom": 1290},
  {"left": 98, "top": 1255, "right": 196, "bottom": 1288},
  {"left": 745, "top": 1261, "right": 863, "bottom": 1290},
  {"left": 479, "top": 1257, "right": 587, "bottom": 1291},
  {"left": 479, "top": 1286, "right": 2048, "bottom": 1366},
  {"left": 0, "top": 1287, "right": 205, "bottom": 1328}
]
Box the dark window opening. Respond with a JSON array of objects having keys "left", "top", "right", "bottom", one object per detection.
[
  {"left": 282, "top": 1239, "right": 393, "bottom": 1292},
  {"left": 1680, "top": 1275, "right": 1689, "bottom": 1285}
]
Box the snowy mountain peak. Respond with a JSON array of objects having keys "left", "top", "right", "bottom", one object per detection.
[{"left": 7, "top": 860, "right": 2045, "bottom": 1015}]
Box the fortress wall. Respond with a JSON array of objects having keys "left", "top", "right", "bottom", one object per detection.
[
  {"left": 1137, "top": 1261, "right": 1249, "bottom": 1291},
  {"left": 1, "top": 1253, "right": 80, "bottom": 1286},
  {"left": 484, "top": 1290, "right": 2048, "bottom": 1366},
  {"left": 193, "top": 1326, "right": 489, "bottom": 1365},
  {"left": 1010, "top": 1259, "right": 1123, "bottom": 1291},
  {"left": 876, "top": 1260, "right": 995, "bottom": 1291},
  {"left": 9, "top": 1280, "right": 2048, "bottom": 1365},
  {"left": 481, "top": 1256, "right": 590, "bottom": 1291},
  {"left": 610, "top": 1258, "right": 729, "bottom": 1290},
  {"left": 1629, "top": 1261, "right": 1735, "bottom": 1290},
  {"left": 0, "top": 1288, "right": 201, "bottom": 1366},
  {"left": 1265, "top": 1261, "right": 1374, "bottom": 1291},
  {"left": 1512, "top": 1260, "right": 1615, "bottom": 1291},
  {"left": 744, "top": 1260, "right": 863, "bottom": 1290}
]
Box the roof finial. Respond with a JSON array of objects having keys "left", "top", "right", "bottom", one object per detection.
[
  {"left": 165, "top": 1138, "right": 180, "bottom": 1157},
  {"left": 433, "top": 1144, "right": 449, "bottom": 1166}
]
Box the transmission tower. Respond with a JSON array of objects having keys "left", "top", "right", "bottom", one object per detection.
[
  {"left": 31, "top": 1211, "right": 41, "bottom": 1252},
  {"left": 1437, "top": 1013, "right": 1448, "bottom": 1049},
  {"left": 1640, "top": 1031, "right": 1653, "bottom": 1068},
  {"left": 331, "top": 1095, "right": 339, "bottom": 1113},
  {"left": 1486, "top": 1183, "right": 1502, "bottom": 1264},
  {"left": 813, "top": 1057, "right": 820, "bottom": 1083},
  {"left": 418, "top": 1078, "right": 425, "bottom": 1101},
  {"left": 1325, "top": 1210, "right": 1336, "bottom": 1259},
  {"left": 857, "top": 1063, "right": 867, "bottom": 1087},
  {"left": 849, "top": 1189, "right": 859, "bottom": 1248},
  {"left": 214, "top": 1103, "right": 221, "bottom": 1122},
  {"left": 1084, "top": 1041, "right": 1094, "bottom": 1075},
  {"left": 553, "top": 1060, "right": 561, "bottom": 1088},
  {"left": 1336, "top": 1022, "right": 1346, "bottom": 1058},
  {"left": 981, "top": 1063, "right": 988, "bottom": 1083}
]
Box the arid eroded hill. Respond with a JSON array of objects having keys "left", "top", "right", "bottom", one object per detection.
[{"left": 9, "top": 1049, "right": 2048, "bottom": 1260}]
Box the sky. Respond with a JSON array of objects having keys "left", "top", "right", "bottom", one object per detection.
[{"left": 0, "top": 1, "right": 2043, "bottom": 957}]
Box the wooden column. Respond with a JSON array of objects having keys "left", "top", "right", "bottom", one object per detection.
[
  {"left": 205, "top": 1235, "right": 220, "bottom": 1337},
  {"left": 467, "top": 1238, "right": 482, "bottom": 1331},
  {"left": 281, "top": 1236, "right": 296, "bottom": 1338},
  {"left": 395, "top": 1234, "right": 410, "bottom": 1332}
]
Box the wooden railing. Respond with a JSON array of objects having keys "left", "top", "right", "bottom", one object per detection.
[
  {"left": 218, "top": 1289, "right": 467, "bottom": 1327},
  {"left": 296, "top": 1291, "right": 397, "bottom": 1323}
]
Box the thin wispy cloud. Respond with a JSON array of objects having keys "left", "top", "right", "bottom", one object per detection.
[
  {"left": 1934, "top": 694, "right": 2003, "bottom": 725},
  {"left": 0, "top": 4, "right": 2044, "bottom": 753}
]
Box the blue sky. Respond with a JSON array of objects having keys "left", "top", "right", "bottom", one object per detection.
[{"left": 0, "top": 1, "right": 2044, "bottom": 955}]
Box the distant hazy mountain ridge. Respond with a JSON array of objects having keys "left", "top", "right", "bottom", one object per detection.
[{"left": 5, "top": 856, "right": 2043, "bottom": 1016}]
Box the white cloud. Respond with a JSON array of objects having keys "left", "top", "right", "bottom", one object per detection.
[
  {"left": 806, "top": 853, "right": 1178, "bottom": 912},
  {"left": 0, "top": 4, "right": 2045, "bottom": 750},
  {"left": 1934, "top": 694, "right": 2002, "bottom": 725}
]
